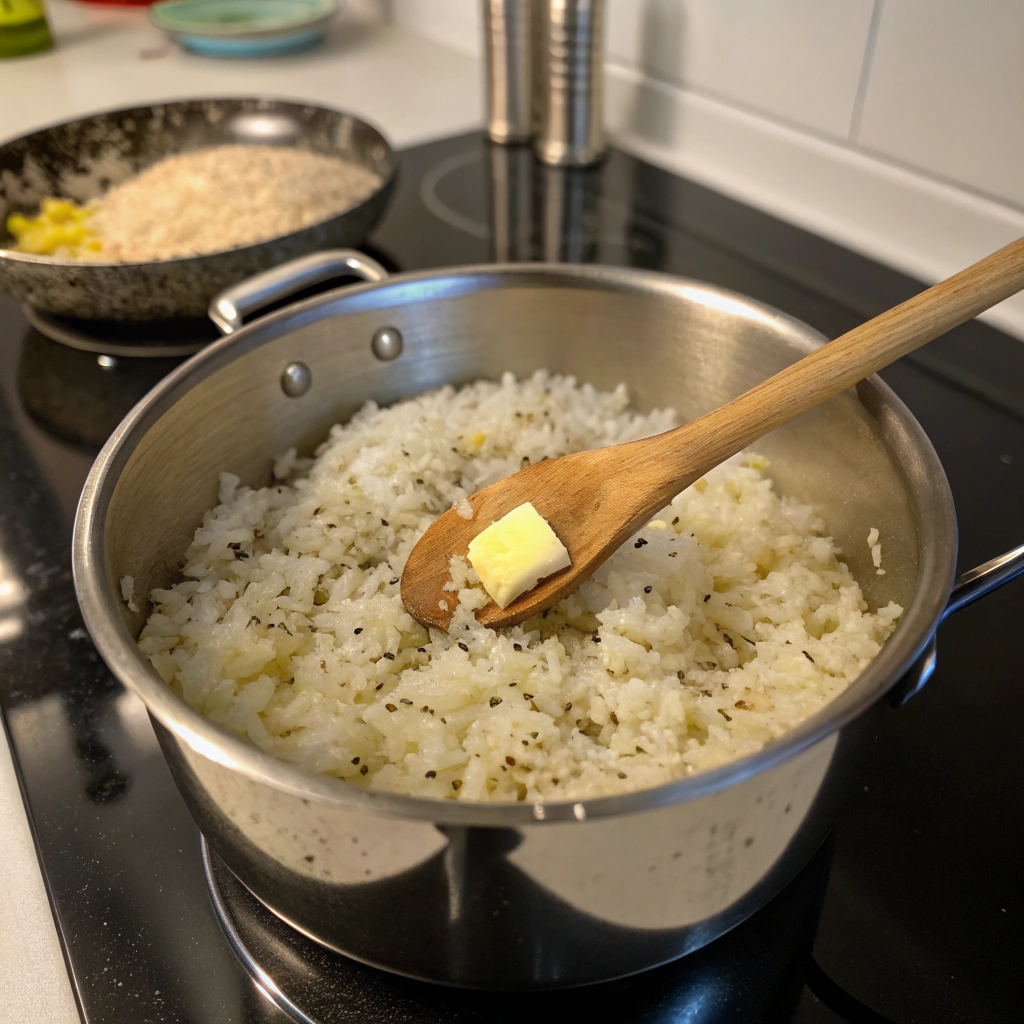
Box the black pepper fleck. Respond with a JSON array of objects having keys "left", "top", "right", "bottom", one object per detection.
[
  {"left": 618, "top": 772, "right": 627, "bottom": 779},
  {"left": 644, "top": 585, "right": 652, "bottom": 594},
  {"left": 385, "top": 703, "right": 398, "bottom": 712},
  {"left": 489, "top": 697, "right": 503, "bottom": 707},
  {"left": 382, "top": 652, "right": 396, "bottom": 660},
  {"left": 458, "top": 642, "right": 469, "bottom": 652},
  {"left": 351, "top": 757, "right": 360, "bottom": 765},
  {"left": 523, "top": 693, "right": 534, "bottom": 700},
  {"left": 389, "top": 578, "right": 399, "bottom": 585},
  {"left": 234, "top": 550, "right": 249, "bottom": 560},
  {"left": 354, "top": 628, "right": 363, "bottom": 634},
  {"left": 426, "top": 770, "right": 436, "bottom": 778},
  {"left": 400, "top": 698, "right": 414, "bottom": 706},
  {"left": 360, "top": 765, "right": 369, "bottom": 775},
  {"left": 634, "top": 538, "right": 647, "bottom": 548},
  {"left": 803, "top": 650, "right": 815, "bottom": 663},
  {"left": 718, "top": 709, "right": 733, "bottom": 721},
  {"left": 513, "top": 643, "right": 522, "bottom": 651},
  {"left": 375, "top": 682, "right": 384, "bottom": 691},
  {"left": 227, "top": 542, "right": 241, "bottom": 550},
  {"left": 452, "top": 780, "right": 462, "bottom": 791}
]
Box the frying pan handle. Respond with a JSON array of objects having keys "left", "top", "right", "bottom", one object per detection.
[
  {"left": 890, "top": 541, "right": 1024, "bottom": 708},
  {"left": 208, "top": 249, "right": 389, "bottom": 335}
]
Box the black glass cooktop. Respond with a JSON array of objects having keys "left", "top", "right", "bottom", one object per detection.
[{"left": 0, "top": 132, "right": 1021, "bottom": 1024}]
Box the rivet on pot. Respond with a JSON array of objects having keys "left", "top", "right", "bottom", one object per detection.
[
  {"left": 281, "top": 362, "right": 312, "bottom": 398},
  {"left": 371, "top": 327, "right": 403, "bottom": 361}
]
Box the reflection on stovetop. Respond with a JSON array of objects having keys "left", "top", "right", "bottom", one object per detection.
[
  {"left": 0, "top": 131, "right": 1021, "bottom": 1024},
  {"left": 203, "top": 836, "right": 831, "bottom": 1024},
  {"left": 18, "top": 331, "right": 185, "bottom": 451}
]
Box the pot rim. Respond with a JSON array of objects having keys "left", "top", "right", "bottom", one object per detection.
[
  {"left": 0, "top": 96, "right": 397, "bottom": 270},
  {"left": 72, "top": 262, "right": 957, "bottom": 826}
]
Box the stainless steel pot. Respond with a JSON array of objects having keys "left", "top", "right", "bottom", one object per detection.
[
  {"left": 0, "top": 99, "right": 395, "bottom": 322},
  {"left": 73, "top": 255, "right": 1024, "bottom": 989}
]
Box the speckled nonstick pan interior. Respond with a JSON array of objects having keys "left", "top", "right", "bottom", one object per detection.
[{"left": 0, "top": 98, "right": 396, "bottom": 322}]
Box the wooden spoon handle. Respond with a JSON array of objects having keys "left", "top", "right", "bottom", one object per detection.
[{"left": 648, "top": 234, "right": 1024, "bottom": 487}]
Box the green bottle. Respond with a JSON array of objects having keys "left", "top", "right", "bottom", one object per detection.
[{"left": 0, "top": 0, "right": 53, "bottom": 59}]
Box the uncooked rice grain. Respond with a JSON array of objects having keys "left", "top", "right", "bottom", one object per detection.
[
  {"left": 86, "top": 145, "right": 381, "bottom": 262},
  {"left": 139, "top": 372, "right": 902, "bottom": 801}
]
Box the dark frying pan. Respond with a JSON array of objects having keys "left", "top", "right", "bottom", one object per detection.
[{"left": 0, "top": 97, "right": 396, "bottom": 322}]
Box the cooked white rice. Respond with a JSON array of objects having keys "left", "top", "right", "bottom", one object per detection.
[{"left": 138, "top": 372, "right": 902, "bottom": 802}]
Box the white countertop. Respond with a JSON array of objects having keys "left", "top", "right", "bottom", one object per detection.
[
  {"left": 0, "top": 5, "right": 482, "bottom": 1021},
  {"left": 1, "top": 0, "right": 481, "bottom": 149}
]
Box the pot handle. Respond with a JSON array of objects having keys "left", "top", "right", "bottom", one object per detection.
[
  {"left": 890, "top": 541, "right": 1024, "bottom": 707},
  {"left": 208, "top": 249, "right": 390, "bottom": 335}
]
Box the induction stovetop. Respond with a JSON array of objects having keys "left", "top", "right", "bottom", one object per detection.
[{"left": 0, "top": 131, "right": 1021, "bottom": 1024}]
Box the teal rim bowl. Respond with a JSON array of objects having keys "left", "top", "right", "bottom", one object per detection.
[{"left": 151, "top": 0, "right": 339, "bottom": 57}]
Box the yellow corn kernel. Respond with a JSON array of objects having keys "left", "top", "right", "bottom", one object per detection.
[
  {"left": 6, "top": 196, "right": 101, "bottom": 257},
  {"left": 41, "top": 198, "right": 78, "bottom": 223},
  {"left": 6, "top": 213, "right": 29, "bottom": 236}
]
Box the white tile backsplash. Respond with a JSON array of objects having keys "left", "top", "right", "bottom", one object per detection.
[
  {"left": 387, "top": 0, "right": 1024, "bottom": 338},
  {"left": 856, "top": 0, "right": 1024, "bottom": 209},
  {"left": 606, "top": 0, "right": 877, "bottom": 138},
  {"left": 389, "top": 0, "right": 481, "bottom": 56}
]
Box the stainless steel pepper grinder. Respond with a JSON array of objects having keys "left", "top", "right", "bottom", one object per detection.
[
  {"left": 535, "top": 0, "right": 606, "bottom": 166},
  {"left": 483, "top": 0, "right": 535, "bottom": 143}
]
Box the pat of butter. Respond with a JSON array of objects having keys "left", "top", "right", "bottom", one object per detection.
[{"left": 466, "top": 502, "right": 571, "bottom": 609}]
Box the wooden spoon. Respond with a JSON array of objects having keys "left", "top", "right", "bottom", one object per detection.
[{"left": 401, "top": 235, "right": 1024, "bottom": 631}]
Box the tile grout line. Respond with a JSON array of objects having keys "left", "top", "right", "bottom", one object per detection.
[{"left": 849, "top": 0, "right": 886, "bottom": 144}]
